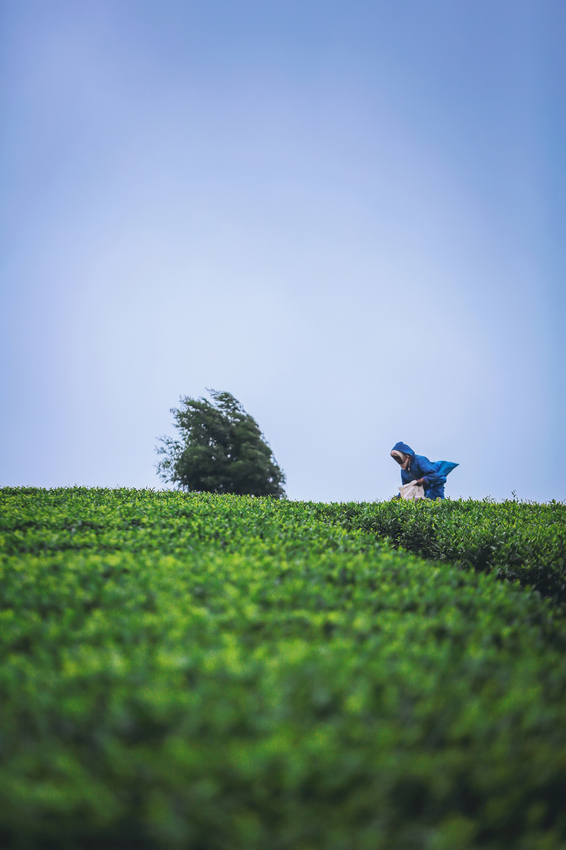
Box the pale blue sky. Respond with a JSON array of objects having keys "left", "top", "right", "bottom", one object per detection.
[{"left": 1, "top": 0, "right": 564, "bottom": 501}]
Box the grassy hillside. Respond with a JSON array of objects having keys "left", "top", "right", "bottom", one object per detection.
[{"left": 1, "top": 488, "right": 566, "bottom": 849}]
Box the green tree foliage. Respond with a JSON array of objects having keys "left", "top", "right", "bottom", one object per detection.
[{"left": 156, "top": 390, "right": 286, "bottom": 497}]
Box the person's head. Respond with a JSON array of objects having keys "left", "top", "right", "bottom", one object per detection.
[{"left": 390, "top": 449, "right": 410, "bottom": 470}]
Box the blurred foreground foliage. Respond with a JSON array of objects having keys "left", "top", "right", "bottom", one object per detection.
[{"left": 1, "top": 488, "right": 566, "bottom": 849}]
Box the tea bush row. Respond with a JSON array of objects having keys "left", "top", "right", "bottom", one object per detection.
[
  {"left": 315, "top": 498, "right": 566, "bottom": 604},
  {"left": 0, "top": 487, "right": 375, "bottom": 559}
]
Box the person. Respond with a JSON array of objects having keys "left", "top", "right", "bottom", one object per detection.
[{"left": 390, "top": 441, "right": 458, "bottom": 500}]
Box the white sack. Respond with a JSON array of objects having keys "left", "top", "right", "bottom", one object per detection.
[{"left": 399, "top": 481, "right": 425, "bottom": 500}]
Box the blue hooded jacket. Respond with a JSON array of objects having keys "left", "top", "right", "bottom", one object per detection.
[{"left": 391, "top": 442, "right": 458, "bottom": 500}]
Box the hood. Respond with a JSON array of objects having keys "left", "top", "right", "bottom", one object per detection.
[{"left": 391, "top": 442, "right": 415, "bottom": 459}]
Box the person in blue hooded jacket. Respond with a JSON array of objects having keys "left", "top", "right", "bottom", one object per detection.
[{"left": 390, "top": 442, "right": 458, "bottom": 500}]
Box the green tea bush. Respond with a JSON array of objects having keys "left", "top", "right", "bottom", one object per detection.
[
  {"left": 316, "top": 498, "right": 566, "bottom": 605},
  {"left": 1, "top": 489, "right": 566, "bottom": 849}
]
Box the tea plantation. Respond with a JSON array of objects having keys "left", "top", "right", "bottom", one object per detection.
[{"left": 1, "top": 488, "right": 566, "bottom": 850}]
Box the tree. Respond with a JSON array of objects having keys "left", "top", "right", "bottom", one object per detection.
[{"left": 156, "top": 390, "right": 286, "bottom": 497}]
